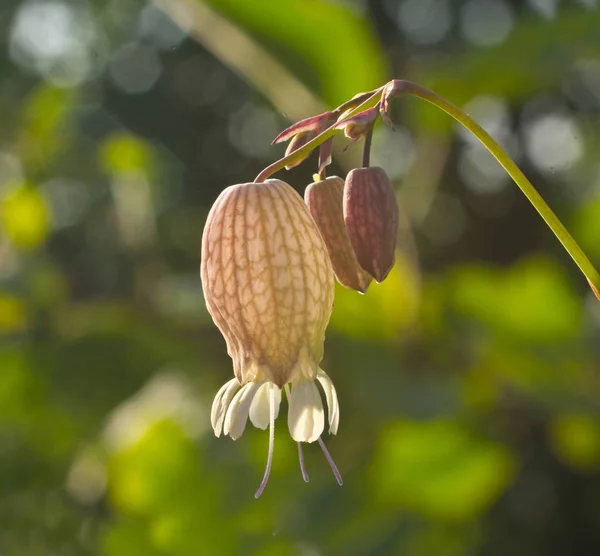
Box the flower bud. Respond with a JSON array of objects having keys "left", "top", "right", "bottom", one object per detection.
[
  {"left": 284, "top": 131, "right": 317, "bottom": 169},
  {"left": 335, "top": 106, "right": 379, "bottom": 140},
  {"left": 343, "top": 167, "right": 399, "bottom": 283},
  {"left": 201, "top": 179, "right": 334, "bottom": 388},
  {"left": 305, "top": 177, "right": 372, "bottom": 293}
]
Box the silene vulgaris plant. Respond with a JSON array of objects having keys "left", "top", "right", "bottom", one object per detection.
[{"left": 200, "top": 79, "right": 600, "bottom": 498}]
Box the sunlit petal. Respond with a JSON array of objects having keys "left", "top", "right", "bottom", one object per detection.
[
  {"left": 223, "top": 382, "right": 261, "bottom": 440},
  {"left": 249, "top": 382, "right": 282, "bottom": 429},
  {"left": 288, "top": 379, "right": 324, "bottom": 443},
  {"left": 317, "top": 369, "right": 339, "bottom": 435},
  {"left": 210, "top": 377, "right": 240, "bottom": 437}
]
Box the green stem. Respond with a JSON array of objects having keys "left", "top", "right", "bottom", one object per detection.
[
  {"left": 255, "top": 88, "right": 383, "bottom": 183},
  {"left": 400, "top": 80, "right": 600, "bottom": 291}
]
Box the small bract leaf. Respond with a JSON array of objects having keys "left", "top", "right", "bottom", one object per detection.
[{"left": 272, "top": 111, "right": 334, "bottom": 144}]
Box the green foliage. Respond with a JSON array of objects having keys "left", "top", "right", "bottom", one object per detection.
[
  {"left": 371, "top": 420, "right": 515, "bottom": 521},
  {"left": 448, "top": 257, "right": 582, "bottom": 342},
  {"left": 1, "top": 0, "right": 600, "bottom": 555},
  {"left": 330, "top": 253, "right": 420, "bottom": 341},
  {"left": 202, "top": 0, "right": 387, "bottom": 105},
  {"left": 550, "top": 412, "right": 600, "bottom": 471},
  {"left": 0, "top": 183, "right": 49, "bottom": 249}
]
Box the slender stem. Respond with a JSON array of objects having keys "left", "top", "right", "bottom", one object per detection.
[
  {"left": 589, "top": 279, "right": 600, "bottom": 301},
  {"left": 255, "top": 88, "right": 384, "bottom": 182},
  {"left": 398, "top": 80, "right": 600, "bottom": 291},
  {"left": 297, "top": 443, "right": 310, "bottom": 482},
  {"left": 362, "top": 123, "right": 374, "bottom": 168},
  {"left": 317, "top": 437, "right": 343, "bottom": 486},
  {"left": 335, "top": 91, "right": 377, "bottom": 116}
]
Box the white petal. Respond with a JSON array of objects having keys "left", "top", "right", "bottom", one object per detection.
[
  {"left": 317, "top": 369, "right": 339, "bottom": 435},
  {"left": 287, "top": 379, "right": 324, "bottom": 443},
  {"left": 210, "top": 378, "right": 241, "bottom": 437},
  {"left": 249, "top": 383, "right": 281, "bottom": 429},
  {"left": 223, "top": 382, "right": 261, "bottom": 440}
]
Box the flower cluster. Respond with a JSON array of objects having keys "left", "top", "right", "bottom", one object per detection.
[
  {"left": 200, "top": 79, "right": 600, "bottom": 497},
  {"left": 200, "top": 90, "right": 400, "bottom": 497}
]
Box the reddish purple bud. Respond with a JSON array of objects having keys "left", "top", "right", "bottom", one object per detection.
[
  {"left": 343, "top": 167, "right": 399, "bottom": 283},
  {"left": 305, "top": 177, "right": 372, "bottom": 293}
]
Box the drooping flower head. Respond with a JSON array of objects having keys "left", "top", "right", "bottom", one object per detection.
[{"left": 201, "top": 178, "right": 342, "bottom": 497}]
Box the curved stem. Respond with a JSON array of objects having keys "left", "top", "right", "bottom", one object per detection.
[
  {"left": 318, "top": 437, "right": 343, "bottom": 486},
  {"left": 255, "top": 88, "right": 384, "bottom": 182},
  {"left": 399, "top": 81, "right": 600, "bottom": 291},
  {"left": 297, "top": 442, "right": 310, "bottom": 482}
]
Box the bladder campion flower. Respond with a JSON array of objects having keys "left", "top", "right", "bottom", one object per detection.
[{"left": 201, "top": 179, "right": 342, "bottom": 497}]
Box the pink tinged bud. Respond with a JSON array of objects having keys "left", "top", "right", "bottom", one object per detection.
[
  {"left": 305, "top": 176, "right": 372, "bottom": 293},
  {"left": 343, "top": 167, "right": 399, "bottom": 283},
  {"left": 201, "top": 179, "right": 335, "bottom": 388}
]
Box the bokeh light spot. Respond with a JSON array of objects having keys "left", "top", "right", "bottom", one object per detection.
[
  {"left": 460, "top": 0, "right": 514, "bottom": 47},
  {"left": 525, "top": 114, "right": 583, "bottom": 174},
  {"left": 397, "top": 0, "right": 452, "bottom": 45},
  {"left": 109, "top": 43, "right": 162, "bottom": 95}
]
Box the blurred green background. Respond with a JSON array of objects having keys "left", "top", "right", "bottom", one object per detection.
[{"left": 1, "top": 0, "right": 600, "bottom": 554}]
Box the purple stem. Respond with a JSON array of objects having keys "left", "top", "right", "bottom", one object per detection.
[
  {"left": 317, "top": 437, "right": 343, "bottom": 486},
  {"left": 297, "top": 442, "right": 310, "bottom": 483}
]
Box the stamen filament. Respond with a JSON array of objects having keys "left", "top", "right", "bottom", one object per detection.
[
  {"left": 255, "top": 386, "right": 276, "bottom": 498},
  {"left": 297, "top": 442, "right": 310, "bottom": 483},
  {"left": 317, "top": 437, "right": 343, "bottom": 486}
]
